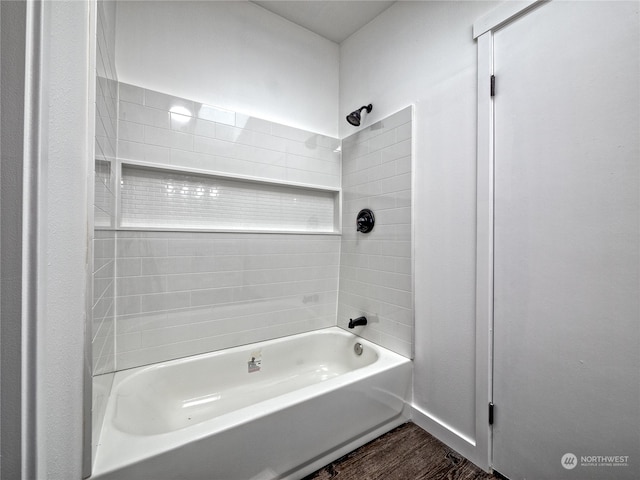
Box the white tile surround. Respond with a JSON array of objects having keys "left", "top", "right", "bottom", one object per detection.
[
  {"left": 120, "top": 166, "right": 337, "bottom": 232},
  {"left": 93, "top": 117, "right": 116, "bottom": 377},
  {"left": 92, "top": 0, "right": 118, "bottom": 463},
  {"left": 113, "top": 83, "right": 343, "bottom": 369},
  {"left": 92, "top": 3, "right": 117, "bottom": 377},
  {"left": 338, "top": 107, "right": 413, "bottom": 358},
  {"left": 106, "top": 83, "right": 413, "bottom": 370},
  {"left": 114, "top": 232, "right": 340, "bottom": 369},
  {"left": 117, "top": 82, "right": 341, "bottom": 188}
]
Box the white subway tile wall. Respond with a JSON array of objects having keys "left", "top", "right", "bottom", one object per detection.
[
  {"left": 111, "top": 84, "right": 413, "bottom": 368},
  {"left": 94, "top": 160, "right": 113, "bottom": 227},
  {"left": 92, "top": 0, "right": 118, "bottom": 462},
  {"left": 92, "top": 3, "right": 117, "bottom": 377},
  {"left": 114, "top": 231, "right": 340, "bottom": 369},
  {"left": 117, "top": 83, "right": 341, "bottom": 188},
  {"left": 120, "top": 166, "right": 337, "bottom": 232},
  {"left": 337, "top": 107, "right": 413, "bottom": 358},
  {"left": 94, "top": 71, "right": 116, "bottom": 229},
  {"left": 114, "top": 83, "right": 344, "bottom": 369},
  {"left": 93, "top": 231, "right": 115, "bottom": 374}
]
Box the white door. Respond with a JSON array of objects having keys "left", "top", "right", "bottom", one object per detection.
[{"left": 492, "top": 2, "right": 639, "bottom": 479}]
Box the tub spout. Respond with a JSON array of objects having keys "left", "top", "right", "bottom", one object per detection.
[{"left": 348, "top": 316, "right": 367, "bottom": 328}]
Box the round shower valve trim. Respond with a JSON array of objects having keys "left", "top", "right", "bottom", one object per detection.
[{"left": 356, "top": 209, "right": 375, "bottom": 233}]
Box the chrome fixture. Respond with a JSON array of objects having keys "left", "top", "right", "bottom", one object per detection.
[
  {"left": 346, "top": 104, "right": 373, "bottom": 126},
  {"left": 348, "top": 316, "right": 367, "bottom": 328},
  {"left": 354, "top": 343, "right": 363, "bottom": 356}
]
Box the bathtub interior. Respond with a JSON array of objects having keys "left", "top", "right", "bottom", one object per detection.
[{"left": 112, "top": 329, "right": 379, "bottom": 435}]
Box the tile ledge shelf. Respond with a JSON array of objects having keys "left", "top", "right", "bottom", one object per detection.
[
  {"left": 117, "top": 158, "right": 342, "bottom": 193},
  {"left": 97, "top": 227, "right": 341, "bottom": 235}
]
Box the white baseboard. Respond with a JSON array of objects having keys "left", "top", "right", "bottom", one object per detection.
[{"left": 409, "top": 403, "right": 490, "bottom": 473}]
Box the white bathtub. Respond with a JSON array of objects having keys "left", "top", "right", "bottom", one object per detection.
[{"left": 92, "top": 327, "right": 412, "bottom": 480}]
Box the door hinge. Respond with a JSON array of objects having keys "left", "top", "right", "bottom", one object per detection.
[
  {"left": 490, "top": 75, "right": 496, "bottom": 97},
  {"left": 489, "top": 402, "right": 495, "bottom": 425}
]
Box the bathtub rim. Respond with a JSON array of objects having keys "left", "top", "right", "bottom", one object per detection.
[
  {"left": 92, "top": 326, "right": 411, "bottom": 477},
  {"left": 109, "top": 325, "right": 378, "bottom": 390}
]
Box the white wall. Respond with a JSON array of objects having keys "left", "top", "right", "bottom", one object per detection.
[
  {"left": 115, "top": 1, "right": 339, "bottom": 137},
  {"left": 340, "top": 0, "right": 498, "bottom": 463}
]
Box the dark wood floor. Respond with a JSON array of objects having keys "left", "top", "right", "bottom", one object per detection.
[{"left": 303, "top": 423, "right": 499, "bottom": 480}]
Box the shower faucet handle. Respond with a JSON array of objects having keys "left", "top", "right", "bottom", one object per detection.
[{"left": 356, "top": 209, "right": 375, "bottom": 233}]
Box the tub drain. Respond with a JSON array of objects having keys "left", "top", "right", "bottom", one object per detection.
[{"left": 354, "top": 343, "right": 363, "bottom": 356}]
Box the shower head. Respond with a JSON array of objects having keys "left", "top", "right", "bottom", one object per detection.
[{"left": 346, "top": 104, "right": 373, "bottom": 127}]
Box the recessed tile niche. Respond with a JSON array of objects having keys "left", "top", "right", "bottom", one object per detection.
[{"left": 120, "top": 164, "right": 339, "bottom": 233}]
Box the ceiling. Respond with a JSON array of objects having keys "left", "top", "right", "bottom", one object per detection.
[{"left": 252, "top": 1, "right": 396, "bottom": 44}]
